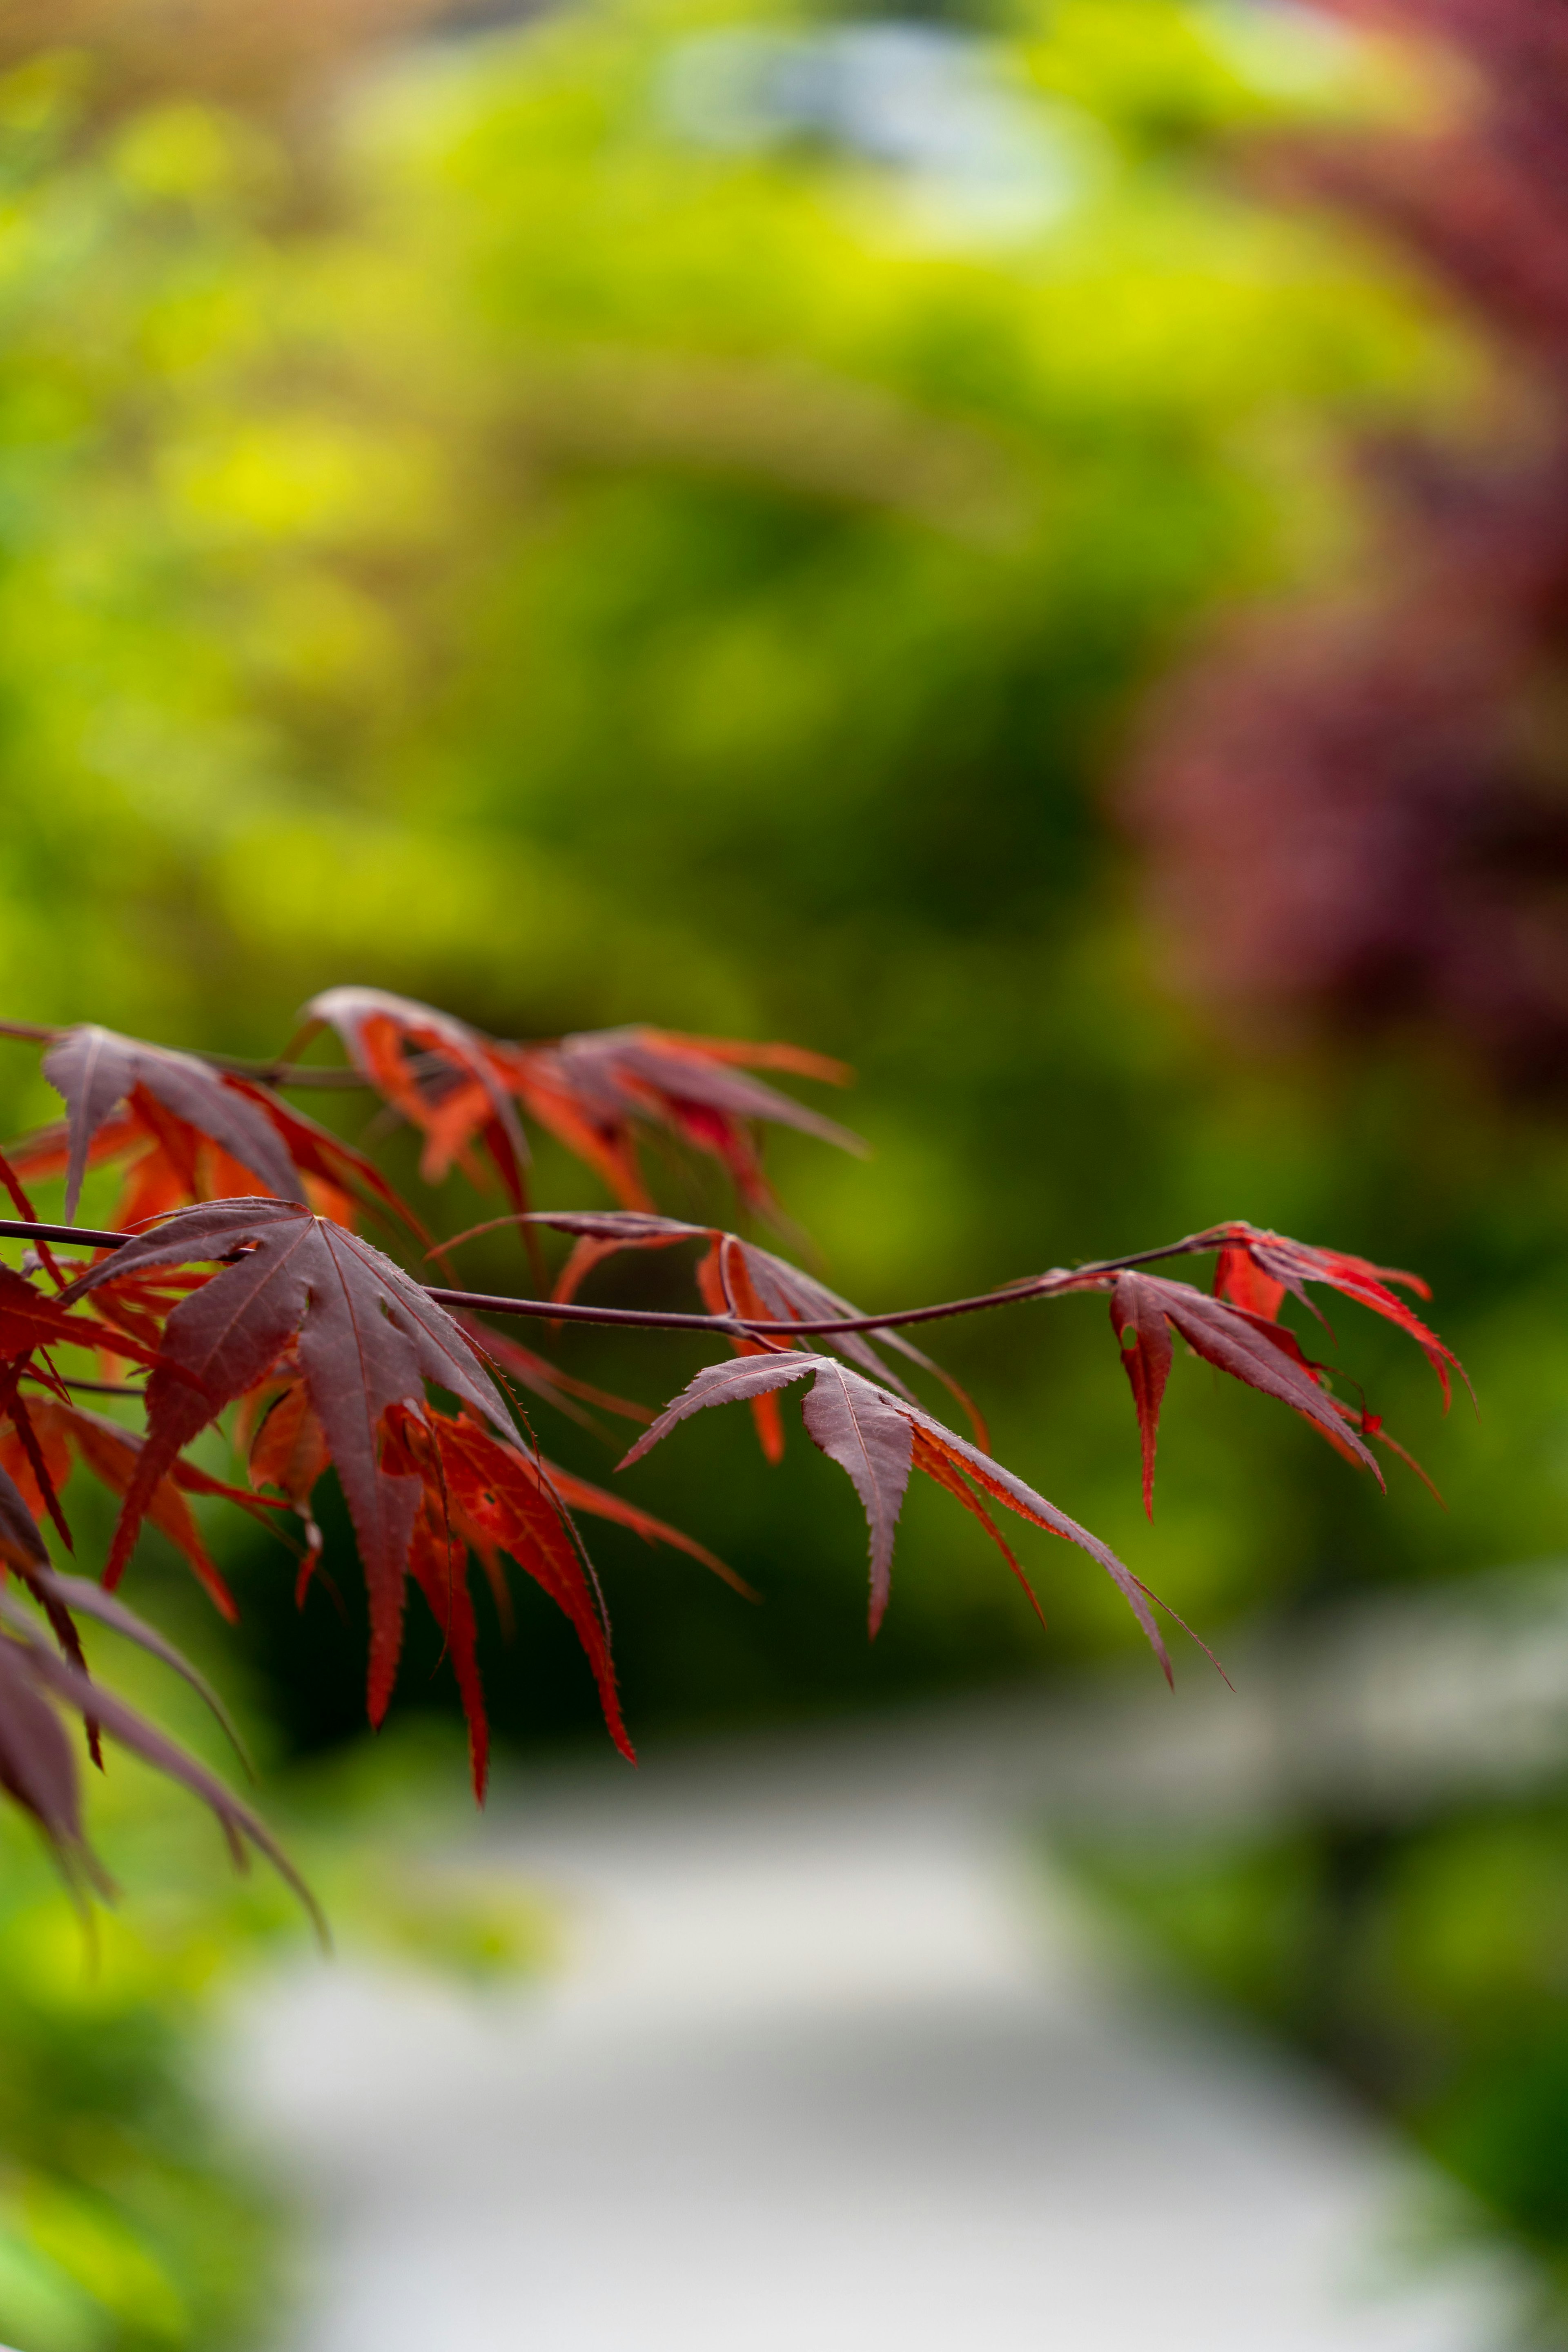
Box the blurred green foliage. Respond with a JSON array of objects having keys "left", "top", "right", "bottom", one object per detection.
[
  {"left": 0, "top": 1837, "right": 279, "bottom": 2352},
  {"left": 0, "top": 0, "right": 1524, "bottom": 1756},
  {"left": 0, "top": 1610, "right": 546, "bottom": 2352}
]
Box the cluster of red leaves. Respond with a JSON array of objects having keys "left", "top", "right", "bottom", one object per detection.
[
  {"left": 7, "top": 993, "right": 860, "bottom": 1240},
  {"left": 0, "top": 993, "right": 863, "bottom": 1891},
  {"left": 1130, "top": 0, "right": 1568, "bottom": 1092},
  {"left": 8, "top": 1025, "right": 417, "bottom": 1234},
  {"left": 57, "top": 1198, "right": 745, "bottom": 1803},
  {"left": 518, "top": 1208, "right": 986, "bottom": 1459},
  {"left": 1109, "top": 1221, "right": 1465, "bottom": 1518},
  {"left": 0, "top": 997, "right": 1465, "bottom": 1919},
  {"left": 298, "top": 987, "right": 864, "bottom": 1224}
]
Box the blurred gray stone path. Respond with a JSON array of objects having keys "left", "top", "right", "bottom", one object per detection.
[{"left": 233, "top": 1696, "right": 1531, "bottom": 2352}]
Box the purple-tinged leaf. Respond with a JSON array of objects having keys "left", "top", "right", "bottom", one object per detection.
[
  {"left": 0, "top": 1637, "right": 91, "bottom": 1869},
  {"left": 618, "top": 1353, "right": 819, "bottom": 1468},
  {"left": 620, "top": 1352, "right": 1187, "bottom": 1679},
  {"left": 45, "top": 1027, "right": 300, "bottom": 1220},
  {"left": 65, "top": 1198, "right": 515, "bottom": 1719},
  {"left": 4, "top": 1566, "right": 249, "bottom": 1768},
  {"left": 0, "top": 1460, "right": 49, "bottom": 1572},
  {"left": 7, "top": 1626, "right": 319, "bottom": 1927},
  {"left": 1127, "top": 1274, "right": 1380, "bottom": 1481},
  {"left": 799, "top": 1361, "right": 912, "bottom": 1633}
]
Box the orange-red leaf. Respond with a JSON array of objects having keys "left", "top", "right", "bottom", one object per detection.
[
  {"left": 504, "top": 1026, "right": 863, "bottom": 1223},
  {"left": 65, "top": 1200, "right": 515, "bottom": 1721},
  {"left": 907, "top": 1426, "right": 1043, "bottom": 1627},
  {"left": 696, "top": 1236, "right": 789, "bottom": 1464},
  {"left": 1110, "top": 1272, "right": 1173, "bottom": 1518},
  {"left": 1216, "top": 1222, "right": 1466, "bottom": 1406},
  {"left": 300, "top": 987, "right": 530, "bottom": 1213},
  {"left": 430, "top": 1412, "right": 633, "bottom": 1762},
  {"left": 7, "top": 1401, "right": 250, "bottom": 1619},
  {"left": 395, "top": 1458, "right": 491, "bottom": 1802},
  {"left": 244, "top": 1379, "right": 330, "bottom": 1515},
  {"left": 0, "top": 1264, "right": 162, "bottom": 1372}
]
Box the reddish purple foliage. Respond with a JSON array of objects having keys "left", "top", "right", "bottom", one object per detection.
[{"left": 1131, "top": 0, "right": 1568, "bottom": 1091}]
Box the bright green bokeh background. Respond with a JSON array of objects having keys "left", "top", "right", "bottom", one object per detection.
[{"left": 0, "top": 1580, "right": 552, "bottom": 2352}]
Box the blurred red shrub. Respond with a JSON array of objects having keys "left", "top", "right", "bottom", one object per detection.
[{"left": 1131, "top": 0, "right": 1568, "bottom": 1091}]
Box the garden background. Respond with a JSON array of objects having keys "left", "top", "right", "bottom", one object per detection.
[{"left": 5, "top": 1, "right": 1568, "bottom": 2343}]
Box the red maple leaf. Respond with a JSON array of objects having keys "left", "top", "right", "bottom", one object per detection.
[
  {"left": 524, "top": 1209, "right": 984, "bottom": 1452},
  {"left": 1109, "top": 1269, "right": 1379, "bottom": 1517},
  {"left": 297, "top": 987, "right": 861, "bottom": 1225},
  {"left": 1213, "top": 1221, "right": 1469, "bottom": 1405},
  {"left": 0, "top": 1399, "right": 285, "bottom": 1621},
  {"left": 619, "top": 1352, "right": 1196, "bottom": 1677},
  {"left": 298, "top": 986, "right": 532, "bottom": 1212},
  {"left": 63, "top": 1199, "right": 519, "bottom": 1722},
  {"left": 10, "top": 1024, "right": 423, "bottom": 1238}
]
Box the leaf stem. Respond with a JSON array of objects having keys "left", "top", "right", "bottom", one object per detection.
[
  {"left": 0, "top": 1021, "right": 401, "bottom": 1089},
  {"left": 0, "top": 1218, "right": 1225, "bottom": 1341}
]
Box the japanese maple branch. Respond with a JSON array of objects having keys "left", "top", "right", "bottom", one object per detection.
[
  {"left": 0, "top": 1023, "right": 476, "bottom": 1092},
  {"left": 0, "top": 1218, "right": 1229, "bottom": 1340}
]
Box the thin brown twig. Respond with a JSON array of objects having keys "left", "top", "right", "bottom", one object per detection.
[
  {"left": 0, "top": 1217, "right": 1226, "bottom": 1341},
  {"left": 0, "top": 1020, "right": 415, "bottom": 1090},
  {"left": 18, "top": 1373, "right": 147, "bottom": 1398}
]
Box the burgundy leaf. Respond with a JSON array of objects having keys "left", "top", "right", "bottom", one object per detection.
[
  {"left": 9, "top": 1625, "right": 319, "bottom": 1926},
  {"left": 618, "top": 1353, "right": 820, "bottom": 1466},
  {"left": 65, "top": 1199, "right": 516, "bottom": 1719},
  {"left": 2, "top": 1567, "right": 249, "bottom": 1768},
  {"left": 1125, "top": 1273, "right": 1381, "bottom": 1480},
  {"left": 0, "top": 1459, "right": 49, "bottom": 1572},
  {"left": 300, "top": 985, "right": 530, "bottom": 1211},
  {"left": 0, "top": 1636, "right": 90, "bottom": 1869},
  {"left": 45, "top": 1026, "right": 301, "bottom": 1220},
  {"left": 621, "top": 1353, "right": 1180, "bottom": 1675}
]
